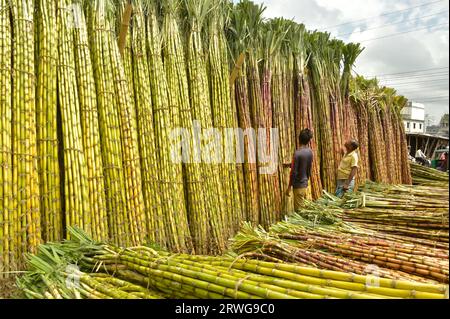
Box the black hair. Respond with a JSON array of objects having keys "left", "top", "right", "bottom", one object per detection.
[
  {"left": 350, "top": 139, "right": 359, "bottom": 150},
  {"left": 299, "top": 129, "right": 313, "bottom": 145}
]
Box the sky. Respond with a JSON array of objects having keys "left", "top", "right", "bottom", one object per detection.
[{"left": 250, "top": 0, "right": 449, "bottom": 124}]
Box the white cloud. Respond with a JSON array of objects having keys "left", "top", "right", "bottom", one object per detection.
[{"left": 252, "top": 0, "right": 449, "bottom": 120}]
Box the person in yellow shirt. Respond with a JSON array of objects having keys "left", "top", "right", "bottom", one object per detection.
[{"left": 335, "top": 139, "right": 359, "bottom": 198}]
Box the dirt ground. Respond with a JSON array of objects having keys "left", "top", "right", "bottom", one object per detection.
[{"left": 0, "top": 277, "right": 22, "bottom": 299}]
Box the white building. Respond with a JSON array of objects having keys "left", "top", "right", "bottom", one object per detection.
[{"left": 401, "top": 102, "right": 425, "bottom": 134}]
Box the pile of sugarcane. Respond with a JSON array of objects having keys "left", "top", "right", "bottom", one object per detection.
[
  {"left": 410, "top": 162, "right": 449, "bottom": 187},
  {"left": 338, "top": 183, "right": 449, "bottom": 244},
  {"left": 230, "top": 200, "right": 449, "bottom": 284},
  {"left": 17, "top": 251, "right": 166, "bottom": 299},
  {"left": 17, "top": 227, "right": 448, "bottom": 299},
  {"left": 1, "top": 0, "right": 415, "bottom": 275}
]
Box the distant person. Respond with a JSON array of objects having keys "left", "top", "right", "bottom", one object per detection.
[
  {"left": 415, "top": 148, "right": 429, "bottom": 166},
  {"left": 285, "top": 129, "right": 314, "bottom": 211},
  {"left": 335, "top": 139, "right": 359, "bottom": 198},
  {"left": 438, "top": 152, "right": 448, "bottom": 172}
]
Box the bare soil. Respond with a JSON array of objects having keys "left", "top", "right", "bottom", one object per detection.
[{"left": 0, "top": 277, "right": 22, "bottom": 299}]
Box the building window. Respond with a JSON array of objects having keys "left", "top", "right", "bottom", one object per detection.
[
  {"left": 413, "top": 123, "right": 416, "bottom": 129},
  {"left": 419, "top": 124, "right": 422, "bottom": 130},
  {"left": 407, "top": 122, "right": 410, "bottom": 129}
]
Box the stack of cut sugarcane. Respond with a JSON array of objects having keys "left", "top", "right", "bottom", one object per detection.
[
  {"left": 410, "top": 162, "right": 449, "bottom": 187},
  {"left": 17, "top": 245, "right": 166, "bottom": 299},
  {"left": 231, "top": 215, "right": 449, "bottom": 284},
  {"left": 339, "top": 183, "right": 449, "bottom": 244},
  {"left": 17, "top": 227, "right": 449, "bottom": 299}
]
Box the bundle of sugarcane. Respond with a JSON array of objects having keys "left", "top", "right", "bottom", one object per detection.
[
  {"left": 275, "top": 22, "right": 297, "bottom": 211},
  {"left": 341, "top": 44, "right": 365, "bottom": 187},
  {"left": 0, "top": 0, "right": 13, "bottom": 275},
  {"left": 18, "top": 227, "right": 448, "bottom": 299},
  {"left": 379, "top": 106, "right": 396, "bottom": 184},
  {"left": 73, "top": 2, "right": 109, "bottom": 242},
  {"left": 17, "top": 245, "right": 166, "bottom": 299},
  {"left": 185, "top": 0, "right": 232, "bottom": 253},
  {"left": 232, "top": 218, "right": 449, "bottom": 283},
  {"left": 308, "top": 33, "right": 336, "bottom": 192},
  {"left": 291, "top": 24, "right": 323, "bottom": 200},
  {"left": 326, "top": 40, "right": 345, "bottom": 176},
  {"left": 87, "top": 0, "right": 128, "bottom": 246},
  {"left": 343, "top": 187, "right": 449, "bottom": 211},
  {"left": 284, "top": 201, "right": 449, "bottom": 251},
  {"left": 207, "top": 3, "right": 244, "bottom": 235},
  {"left": 145, "top": 0, "right": 192, "bottom": 252},
  {"left": 11, "top": 0, "right": 41, "bottom": 261},
  {"left": 108, "top": 0, "right": 148, "bottom": 247},
  {"left": 394, "top": 104, "right": 413, "bottom": 184},
  {"left": 359, "top": 181, "right": 449, "bottom": 199},
  {"left": 277, "top": 227, "right": 448, "bottom": 283},
  {"left": 257, "top": 19, "right": 285, "bottom": 227},
  {"left": 125, "top": 0, "right": 164, "bottom": 248},
  {"left": 271, "top": 21, "right": 291, "bottom": 212},
  {"left": 227, "top": 1, "right": 260, "bottom": 226},
  {"left": 36, "top": 0, "right": 62, "bottom": 243},
  {"left": 162, "top": 0, "right": 211, "bottom": 254},
  {"left": 57, "top": 0, "right": 92, "bottom": 235},
  {"left": 367, "top": 104, "right": 388, "bottom": 182},
  {"left": 410, "top": 162, "right": 449, "bottom": 187}
]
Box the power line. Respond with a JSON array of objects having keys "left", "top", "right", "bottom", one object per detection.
[
  {"left": 408, "top": 98, "right": 449, "bottom": 103},
  {"left": 380, "top": 79, "right": 448, "bottom": 88},
  {"left": 382, "top": 78, "right": 449, "bottom": 85},
  {"left": 399, "top": 87, "right": 449, "bottom": 93},
  {"left": 378, "top": 71, "right": 449, "bottom": 80},
  {"left": 364, "top": 66, "right": 449, "bottom": 77},
  {"left": 406, "top": 95, "right": 449, "bottom": 99},
  {"left": 337, "top": 10, "right": 448, "bottom": 37},
  {"left": 322, "top": 0, "right": 445, "bottom": 30},
  {"left": 359, "top": 22, "right": 449, "bottom": 43},
  {"left": 406, "top": 95, "right": 448, "bottom": 102},
  {"left": 380, "top": 74, "right": 449, "bottom": 82}
]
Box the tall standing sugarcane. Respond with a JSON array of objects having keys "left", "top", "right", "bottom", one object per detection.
[
  {"left": 275, "top": 24, "right": 297, "bottom": 210},
  {"left": 108, "top": 0, "right": 147, "bottom": 246},
  {"left": 367, "top": 92, "right": 388, "bottom": 182},
  {"left": 35, "top": 0, "right": 62, "bottom": 243},
  {"left": 145, "top": 0, "right": 193, "bottom": 252},
  {"left": 73, "top": 1, "right": 109, "bottom": 241},
  {"left": 11, "top": 0, "right": 41, "bottom": 260},
  {"left": 290, "top": 24, "right": 323, "bottom": 200},
  {"left": 341, "top": 43, "right": 364, "bottom": 187},
  {"left": 87, "top": 0, "right": 130, "bottom": 246},
  {"left": 327, "top": 39, "right": 345, "bottom": 175},
  {"left": 162, "top": 0, "right": 210, "bottom": 254},
  {"left": 226, "top": 0, "right": 260, "bottom": 226},
  {"left": 123, "top": 0, "right": 164, "bottom": 248},
  {"left": 207, "top": 1, "right": 243, "bottom": 236},
  {"left": 257, "top": 19, "right": 286, "bottom": 227},
  {"left": 57, "top": 0, "right": 91, "bottom": 236},
  {"left": 0, "top": 0, "right": 13, "bottom": 274},
  {"left": 308, "top": 32, "right": 336, "bottom": 192},
  {"left": 350, "top": 76, "right": 372, "bottom": 182},
  {"left": 184, "top": 0, "right": 228, "bottom": 254}
]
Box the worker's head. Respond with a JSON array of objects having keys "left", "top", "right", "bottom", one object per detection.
[
  {"left": 299, "top": 129, "right": 313, "bottom": 145},
  {"left": 345, "top": 139, "right": 359, "bottom": 152}
]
